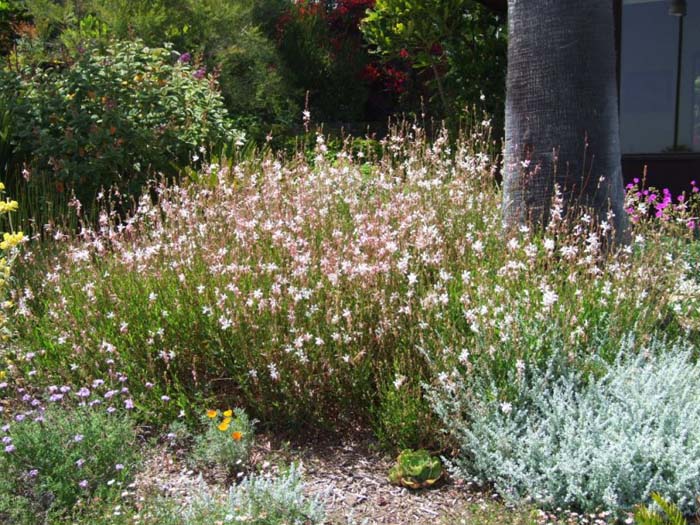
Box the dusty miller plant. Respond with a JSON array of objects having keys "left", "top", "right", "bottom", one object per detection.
[{"left": 431, "top": 335, "right": 700, "bottom": 516}]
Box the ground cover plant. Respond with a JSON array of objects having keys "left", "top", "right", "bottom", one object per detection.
[
  {"left": 2, "top": 122, "right": 700, "bottom": 520},
  {"left": 434, "top": 339, "right": 700, "bottom": 516},
  {"left": 0, "top": 405, "right": 139, "bottom": 523},
  {"left": 131, "top": 465, "right": 325, "bottom": 525}
]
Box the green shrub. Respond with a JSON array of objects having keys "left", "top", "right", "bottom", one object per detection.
[
  {"left": 10, "top": 38, "right": 240, "bottom": 205},
  {"left": 361, "top": 0, "right": 506, "bottom": 125},
  {"left": 20, "top": 0, "right": 298, "bottom": 142},
  {"left": 191, "top": 407, "right": 254, "bottom": 475},
  {"left": 0, "top": 405, "right": 139, "bottom": 523},
  {"left": 433, "top": 338, "right": 700, "bottom": 516}
]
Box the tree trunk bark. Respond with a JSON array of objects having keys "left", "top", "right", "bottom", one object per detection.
[{"left": 502, "top": 0, "right": 628, "bottom": 243}]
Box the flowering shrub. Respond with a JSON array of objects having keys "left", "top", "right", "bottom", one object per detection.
[
  {"left": 191, "top": 407, "right": 254, "bottom": 475},
  {"left": 276, "top": 0, "right": 377, "bottom": 121},
  {"left": 0, "top": 405, "right": 138, "bottom": 523},
  {"left": 361, "top": 0, "right": 506, "bottom": 122},
  {"left": 0, "top": 181, "right": 22, "bottom": 342},
  {"left": 434, "top": 338, "right": 700, "bottom": 516},
  {"left": 10, "top": 38, "right": 241, "bottom": 205},
  {"left": 7, "top": 122, "right": 699, "bottom": 445}
]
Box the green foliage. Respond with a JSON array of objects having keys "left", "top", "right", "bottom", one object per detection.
[
  {"left": 191, "top": 408, "right": 254, "bottom": 475},
  {"left": 388, "top": 449, "right": 442, "bottom": 489},
  {"left": 0, "top": 0, "right": 27, "bottom": 56},
  {"left": 275, "top": 1, "right": 373, "bottom": 123},
  {"left": 10, "top": 38, "right": 239, "bottom": 205},
  {"left": 373, "top": 377, "right": 438, "bottom": 452},
  {"left": 20, "top": 0, "right": 298, "bottom": 140},
  {"left": 0, "top": 405, "right": 139, "bottom": 523},
  {"left": 361, "top": 0, "right": 506, "bottom": 124},
  {"left": 634, "top": 493, "right": 688, "bottom": 525}
]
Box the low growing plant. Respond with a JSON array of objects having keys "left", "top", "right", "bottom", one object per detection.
[
  {"left": 433, "top": 337, "right": 700, "bottom": 516},
  {"left": 0, "top": 405, "right": 139, "bottom": 523},
  {"left": 138, "top": 464, "right": 325, "bottom": 525},
  {"left": 190, "top": 407, "right": 254, "bottom": 475},
  {"left": 388, "top": 448, "right": 442, "bottom": 489}
]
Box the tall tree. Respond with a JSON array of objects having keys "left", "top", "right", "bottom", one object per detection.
[{"left": 501, "top": 0, "right": 628, "bottom": 242}]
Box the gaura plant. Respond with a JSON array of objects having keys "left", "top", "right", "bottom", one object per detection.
[{"left": 388, "top": 449, "right": 442, "bottom": 489}]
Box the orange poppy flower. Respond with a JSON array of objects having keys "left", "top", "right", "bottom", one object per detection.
[
  {"left": 206, "top": 409, "right": 217, "bottom": 419},
  {"left": 231, "top": 431, "right": 243, "bottom": 441}
]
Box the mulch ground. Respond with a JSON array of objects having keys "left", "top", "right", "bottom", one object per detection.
[{"left": 132, "top": 432, "right": 489, "bottom": 524}]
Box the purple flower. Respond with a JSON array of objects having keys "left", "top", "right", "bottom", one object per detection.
[
  {"left": 107, "top": 406, "right": 116, "bottom": 414},
  {"left": 77, "top": 387, "right": 90, "bottom": 398},
  {"left": 145, "top": 382, "right": 154, "bottom": 389},
  {"left": 5, "top": 445, "right": 15, "bottom": 453},
  {"left": 161, "top": 395, "right": 170, "bottom": 402},
  {"left": 124, "top": 399, "right": 134, "bottom": 410},
  {"left": 14, "top": 414, "right": 25, "bottom": 422},
  {"left": 178, "top": 52, "right": 191, "bottom": 63},
  {"left": 28, "top": 469, "right": 38, "bottom": 478},
  {"left": 104, "top": 390, "right": 118, "bottom": 399},
  {"left": 73, "top": 434, "right": 84, "bottom": 443},
  {"left": 2, "top": 436, "right": 12, "bottom": 444},
  {"left": 193, "top": 68, "right": 206, "bottom": 80},
  {"left": 76, "top": 458, "right": 85, "bottom": 468},
  {"left": 79, "top": 479, "right": 88, "bottom": 489},
  {"left": 59, "top": 386, "right": 71, "bottom": 394},
  {"left": 115, "top": 464, "right": 124, "bottom": 471}
]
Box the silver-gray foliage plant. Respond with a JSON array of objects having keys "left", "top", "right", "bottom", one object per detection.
[
  {"left": 180, "top": 464, "right": 325, "bottom": 525},
  {"left": 433, "top": 336, "right": 700, "bottom": 516}
]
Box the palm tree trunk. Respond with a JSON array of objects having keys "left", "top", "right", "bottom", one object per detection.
[{"left": 502, "top": 0, "right": 628, "bottom": 243}]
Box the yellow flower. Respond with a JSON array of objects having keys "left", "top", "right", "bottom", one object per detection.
[
  {"left": 0, "top": 200, "right": 19, "bottom": 214},
  {"left": 231, "top": 431, "right": 243, "bottom": 441},
  {"left": 218, "top": 420, "right": 230, "bottom": 431},
  {"left": 0, "top": 182, "right": 4, "bottom": 191},
  {"left": 223, "top": 409, "right": 233, "bottom": 418},
  {"left": 0, "top": 232, "right": 23, "bottom": 251},
  {"left": 0, "top": 370, "right": 5, "bottom": 380},
  {"left": 206, "top": 409, "right": 217, "bottom": 419}
]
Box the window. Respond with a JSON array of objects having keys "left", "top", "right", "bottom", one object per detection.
[{"left": 620, "top": 0, "right": 699, "bottom": 153}]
